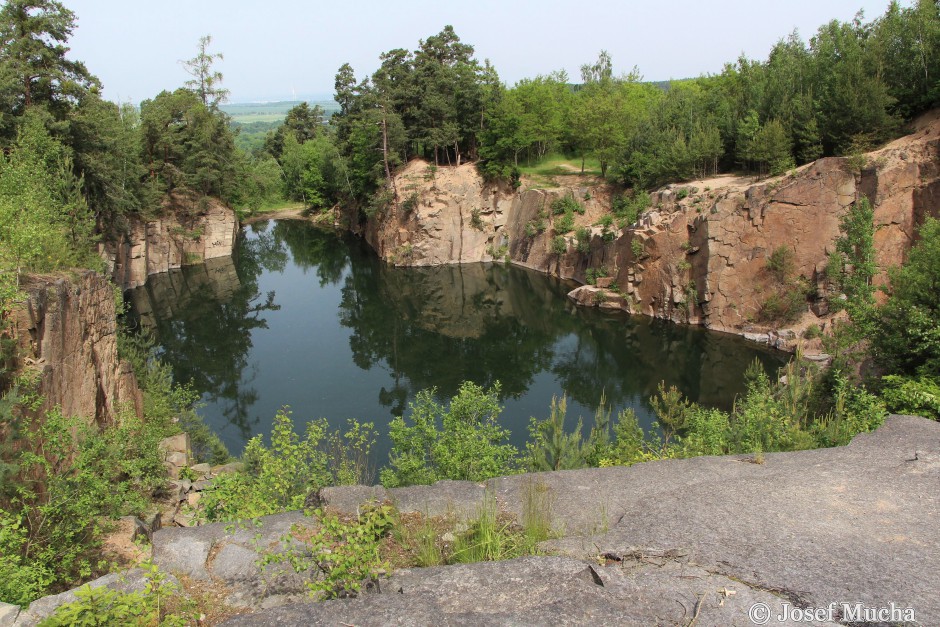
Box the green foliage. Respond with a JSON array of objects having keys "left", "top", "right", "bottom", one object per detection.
[
  {"left": 265, "top": 506, "right": 394, "bottom": 600},
  {"left": 766, "top": 246, "right": 795, "bottom": 283},
  {"left": 759, "top": 245, "right": 810, "bottom": 324},
  {"left": 450, "top": 501, "right": 541, "bottom": 564},
  {"left": 526, "top": 394, "right": 613, "bottom": 471},
  {"left": 553, "top": 210, "right": 575, "bottom": 234},
  {"left": 879, "top": 375, "right": 940, "bottom": 421},
  {"left": 0, "top": 0, "right": 99, "bottom": 140},
  {"left": 116, "top": 331, "right": 229, "bottom": 465},
  {"left": 381, "top": 382, "right": 518, "bottom": 487},
  {"left": 871, "top": 217, "right": 940, "bottom": 378},
  {"left": 40, "top": 563, "right": 192, "bottom": 626},
  {"left": 600, "top": 357, "right": 886, "bottom": 467},
  {"left": 0, "top": 113, "right": 100, "bottom": 282},
  {"left": 575, "top": 227, "right": 592, "bottom": 253},
  {"left": 279, "top": 133, "right": 346, "bottom": 209},
  {"left": 401, "top": 192, "right": 419, "bottom": 214},
  {"left": 200, "top": 409, "right": 375, "bottom": 522},
  {"left": 1, "top": 403, "right": 169, "bottom": 605},
  {"left": 550, "top": 195, "right": 584, "bottom": 216},
  {"left": 758, "top": 285, "right": 809, "bottom": 324},
  {"left": 584, "top": 267, "right": 608, "bottom": 285},
  {"left": 139, "top": 88, "right": 239, "bottom": 204},
  {"left": 832, "top": 197, "right": 877, "bottom": 317},
  {"left": 631, "top": 237, "right": 644, "bottom": 259},
  {"left": 550, "top": 235, "right": 567, "bottom": 255}
]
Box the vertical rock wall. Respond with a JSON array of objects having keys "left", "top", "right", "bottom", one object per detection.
[
  {"left": 100, "top": 197, "right": 238, "bottom": 290},
  {"left": 10, "top": 271, "right": 143, "bottom": 424},
  {"left": 365, "top": 117, "right": 940, "bottom": 342}
]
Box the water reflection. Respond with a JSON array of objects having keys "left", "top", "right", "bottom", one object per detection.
[{"left": 128, "top": 220, "right": 786, "bottom": 457}]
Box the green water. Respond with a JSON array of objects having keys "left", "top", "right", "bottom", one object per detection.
[{"left": 128, "top": 219, "right": 786, "bottom": 464}]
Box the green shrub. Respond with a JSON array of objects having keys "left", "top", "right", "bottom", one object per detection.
[
  {"left": 450, "top": 501, "right": 540, "bottom": 564},
  {"left": 41, "top": 563, "right": 192, "bottom": 626},
  {"left": 200, "top": 409, "right": 375, "bottom": 522},
  {"left": 575, "top": 227, "right": 591, "bottom": 253},
  {"left": 470, "top": 208, "right": 484, "bottom": 230},
  {"left": 612, "top": 191, "right": 649, "bottom": 226},
  {"left": 401, "top": 192, "right": 419, "bottom": 214},
  {"left": 584, "top": 267, "right": 609, "bottom": 285},
  {"left": 526, "top": 395, "right": 613, "bottom": 471},
  {"left": 550, "top": 195, "right": 583, "bottom": 216},
  {"left": 550, "top": 236, "right": 567, "bottom": 255},
  {"left": 631, "top": 238, "right": 644, "bottom": 259},
  {"left": 381, "top": 382, "right": 518, "bottom": 487},
  {"left": 758, "top": 284, "right": 808, "bottom": 324},
  {"left": 871, "top": 218, "right": 940, "bottom": 378},
  {"left": 803, "top": 324, "right": 822, "bottom": 340},
  {"left": 766, "top": 246, "right": 795, "bottom": 283},
  {"left": 1, "top": 405, "right": 168, "bottom": 605},
  {"left": 554, "top": 210, "right": 575, "bottom": 234},
  {"left": 878, "top": 375, "right": 940, "bottom": 421},
  {"left": 264, "top": 505, "right": 394, "bottom": 600}
]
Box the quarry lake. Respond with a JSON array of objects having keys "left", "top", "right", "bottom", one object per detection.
[{"left": 128, "top": 219, "right": 786, "bottom": 465}]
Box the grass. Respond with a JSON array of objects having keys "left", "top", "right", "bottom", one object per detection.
[{"left": 518, "top": 154, "right": 603, "bottom": 188}]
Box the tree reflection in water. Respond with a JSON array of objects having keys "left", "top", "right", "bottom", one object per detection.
[{"left": 130, "top": 220, "right": 786, "bottom": 456}]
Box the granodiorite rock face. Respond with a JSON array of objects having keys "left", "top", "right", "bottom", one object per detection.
[
  {"left": 100, "top": 194, "right": 238, "bottom": 290},
  {"left": 11, "top": 271, "right": 143, "bottom": 424},
  {"left": 366, "top": 115, "right": 940, "bottom": 340}
]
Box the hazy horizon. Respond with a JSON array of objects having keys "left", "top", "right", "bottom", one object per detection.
[{"left": 64, "top": 0, "right": 894, "bottom": 104}]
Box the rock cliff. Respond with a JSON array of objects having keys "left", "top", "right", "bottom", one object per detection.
[
  {"left": 9, "top": 270, "right": 143, "bottom": 424},
  {"left": 366, "top": 114, "right": 940, "bottom": 344},
  {"left": 100, "top": 194, "right": 238, "bottom": 290}
]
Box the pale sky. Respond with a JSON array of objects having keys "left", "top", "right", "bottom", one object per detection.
[{"left": 62, "top": 0, "right": 895, "bottom": 104}]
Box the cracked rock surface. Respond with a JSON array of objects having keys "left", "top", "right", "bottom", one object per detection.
[{"left": 163, "top": 415, "right": 935, "bottom": 626}]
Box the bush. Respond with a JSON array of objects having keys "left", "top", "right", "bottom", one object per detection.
[
  {"left": 879, "top": 375, "right": 940, "bottom": 421},
  {"left": 381, "top": 382, "right": 518, "bottom": 487},
  {"left": 42, "top": 563, "right": 192, "bottom": 626},
  {"left": 585, "top": 267, "right": 608, "bottom": 286},
  {"left": 526, "top": 395, "right": 613, "bottom": 471},
  {"left": 612, "top": 191, "right": 650, "bottom": 226},
  {"left": 554, "top": 210, "right": 575, "bottom": 234},
  {"left": 631, "top": 238, "right": 644, "bottom": 259},
  {"left": 550, "top": 195, "right": 583, "bottom": 216},
  {"left": 550, "top": 236, "right": 567, "bottom": 255},
  {"left": 264, "top": 505, "right": 394, "bottom": 600},
  {"left": 766, "top": 246, "right": 795, "bottom": 283},
  {"left": 575, "top": 228, "right": 591, "bottom": 253},
  {"left": 200, "top": 409, "right": 375, "bottom": 522},
  {"left": 871, "top": 218, "right": 940, "bottom": 378},
  {"left": 1, "top": 405, "right": 167, "bottom": 605},
  {"left": 758, "top": 285, "right": 808, "bottom": 324},
  {"left": 401, "top": 192, "right": 419, "bottom": 214}
]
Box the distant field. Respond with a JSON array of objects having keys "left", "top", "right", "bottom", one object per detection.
[{"left": 221, "top": 100, "right": 340, "bottom": 126}]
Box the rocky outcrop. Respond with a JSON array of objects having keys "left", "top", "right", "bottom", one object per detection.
[
  {"left": 365, "top": 160, "right": 611, "bottom": 273},
  {"left": 11, "top": 415, "right": 925, "bottom": 625},
  {"left": 238, "top": 414, "right": 935, "bottom": 625},
  {"left": 9, "top": 271, "right": 143, "bottom": 424},
  {"left": 367, "top": 115, "right": 940, "bottom": 344},
  {"left": 101, "top": 195, "right": 238, "bottom": 290}
]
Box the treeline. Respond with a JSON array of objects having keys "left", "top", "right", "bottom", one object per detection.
[
  {"left": 256, "top": 0, "right": 940, "bottom": 220},
  {"left": 478, "top": 0, "right": 940, "bottom": 188},
  {"left": 0, "top": 3, "right": 279, "bottom": 301}
]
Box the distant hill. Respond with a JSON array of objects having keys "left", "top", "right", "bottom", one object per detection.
[{"left": 221, "top": 100, "right": 340, "bottom": 126}]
